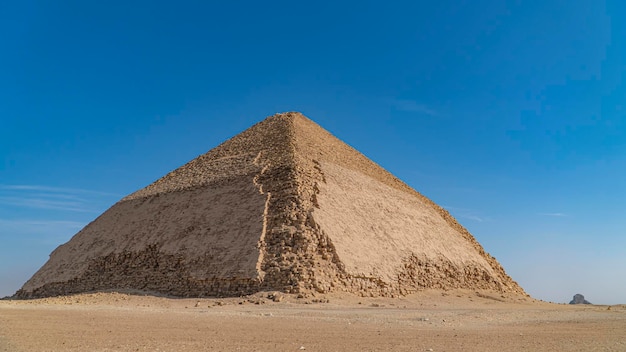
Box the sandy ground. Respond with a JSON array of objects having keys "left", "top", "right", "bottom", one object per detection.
[{"left": 1, "top": 290, "right": 624, "bottom": 352}]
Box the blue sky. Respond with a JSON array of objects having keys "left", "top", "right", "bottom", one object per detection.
[{"left": 1, "top": 1, "right": 624, "bottom": 303}]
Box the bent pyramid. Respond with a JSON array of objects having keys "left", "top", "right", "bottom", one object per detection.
[{"left": 17, "top": 112, "right": 525, "bottom": 298}]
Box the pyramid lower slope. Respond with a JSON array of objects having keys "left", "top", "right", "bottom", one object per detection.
[{"left": 16, "top": 112, "right": 525, "bottom": 298}]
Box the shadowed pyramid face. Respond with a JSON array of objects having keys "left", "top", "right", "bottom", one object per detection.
[{"left": 16, "top": 112, "right": 526, "bottom": 298}]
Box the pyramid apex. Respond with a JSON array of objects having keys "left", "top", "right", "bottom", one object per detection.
[
  {"left": 266, "top": 111, "right": 310, "bottom": 123},
  {"left": 272, "top": 111, "right": 306, "bottom": 118}
]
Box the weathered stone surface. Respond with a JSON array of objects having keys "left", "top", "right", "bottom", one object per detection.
[{"left": 15, "top": 112, "right": 526, "bottom": 299}]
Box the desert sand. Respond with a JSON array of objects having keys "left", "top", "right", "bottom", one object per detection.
[{"left": 1, "top": 290, "right": 624, "bottom": 352}]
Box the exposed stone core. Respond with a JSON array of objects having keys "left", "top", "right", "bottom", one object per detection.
[{"left": 16, "top": 112, "right": 526, "bottom": 298}]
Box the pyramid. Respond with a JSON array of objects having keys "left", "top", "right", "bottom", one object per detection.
[{"left": 16, "top": 112, "right": 525, "bottom": 298}]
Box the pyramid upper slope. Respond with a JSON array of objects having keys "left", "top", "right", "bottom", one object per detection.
[{"left": 124, "top": 113, "right": 297, "bottom": 200}]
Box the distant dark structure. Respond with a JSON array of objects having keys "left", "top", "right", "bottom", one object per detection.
[{"left": 569, "top": 294, "right": 591, "bottom": 304}]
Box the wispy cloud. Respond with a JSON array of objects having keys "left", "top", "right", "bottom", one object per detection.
[
  {"left": 459, "top": 214, "right": 485, "bottom": 222},
  {"left": 0, "top": 218, "right": 85, "bottom": 245},
  {"left": 0, "top": 196, "right": 96, "bottom": 213},
  {"left": 0, "top": 185, "right": 119, "bottom": 197},
  {"left": 442, "top": 205, "right": 489, "bottom": 222},
  {"left": 538, "top": 212, "right": 568, "bottom": 217},
  {"left": 386, "top": 98, "right": 441, "bottom": 116},
  {"left": 0, "top": 184, "right": 119, "bottom": 213},
  {"left": 432, "top": 185, "right": 481, "bottom": 194},
  {"left": 0, "top": 219, "right": 84, "bottom": 232}
]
